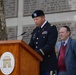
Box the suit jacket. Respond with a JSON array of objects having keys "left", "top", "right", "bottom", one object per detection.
[
  {"left": 56, "top": 37, "right": 76, "bottom": 75},
  {"left": 29, "top": 21, "right": 58, "bottom": 72}
]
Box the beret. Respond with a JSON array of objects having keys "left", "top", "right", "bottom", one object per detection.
[{"left": 32, "top": 10, "right": 45, "bottom": 18}]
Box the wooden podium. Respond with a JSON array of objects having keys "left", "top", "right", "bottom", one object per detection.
[{"left": 0, "top": 40, "right": 42, "bottom": 75}]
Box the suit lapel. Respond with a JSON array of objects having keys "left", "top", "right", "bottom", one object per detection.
[
  {"left": 57, "top": 42, "right": 61, "bottom": 55},
  {"left": 65, "top": 38, "right": 71, "bottom": 57}
]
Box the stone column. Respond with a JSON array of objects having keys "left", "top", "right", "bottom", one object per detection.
[{"left": 0, "top": 0, "right": 7, "bottom": 40}]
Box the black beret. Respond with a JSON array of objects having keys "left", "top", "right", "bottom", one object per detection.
[{"left": 32, "top": 10, "right": 45, "bottom": 18}]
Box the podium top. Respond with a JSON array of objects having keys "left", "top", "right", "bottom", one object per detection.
[{"left": 0, "top": 40, "right": 43, "bottom": 61}]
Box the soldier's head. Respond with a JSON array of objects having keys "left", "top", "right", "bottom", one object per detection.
[{"left": 32, "top": 10, "right": 45, "bottom": 27}]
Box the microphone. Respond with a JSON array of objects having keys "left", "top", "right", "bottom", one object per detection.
[
  {"left": 18, "top": 32, "right": 26, "bottom": 40},
  {"left": 8, "top": 32, "right": 26, "bottom": 40},
  {"left": 19, "top": 32, "right": 26, "bottom": 36}
]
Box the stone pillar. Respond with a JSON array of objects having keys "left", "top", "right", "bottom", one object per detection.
[{"left": 0, "top": 0, "right": 7, "bottom": 40}]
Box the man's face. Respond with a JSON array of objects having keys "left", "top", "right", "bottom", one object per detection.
[
  {"left": 33, "top": 16, "right": 45, "bottom": 27},
  {"left": 59, "top": 27, "right": 70, "bottom": 41}
]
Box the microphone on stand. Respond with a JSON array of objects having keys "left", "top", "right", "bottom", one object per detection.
[
  {"left": 18, "top": 32, "right": 26, "bottom": 37},
  {"left": 8, "top": 32, "right": 26, "bottom": 40},
  {"left": 19, "top": 32, "right": 26, "bottom": 41}
]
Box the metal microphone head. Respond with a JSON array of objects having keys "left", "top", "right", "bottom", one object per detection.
[{"left": 21, "top": 32, "right": 26, "bottom": 35}]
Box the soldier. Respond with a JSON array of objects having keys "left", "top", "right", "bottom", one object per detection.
[{"left": 29, "top": 10, "right": 58, "bottom": 75}]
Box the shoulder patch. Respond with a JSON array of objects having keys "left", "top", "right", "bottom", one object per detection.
[{"left": 50, "top": 24, "right": 54, "bottom": 26}]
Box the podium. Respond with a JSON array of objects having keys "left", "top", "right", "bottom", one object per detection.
[{"left": 0, "top": 40, "right": 42, "bottom": 75}]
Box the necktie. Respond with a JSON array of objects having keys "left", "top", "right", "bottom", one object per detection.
[{"left": 61, "top": 42, "right": 65, "bottom": 46}]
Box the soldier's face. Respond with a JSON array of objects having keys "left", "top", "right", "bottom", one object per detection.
[{"left": 33, "top": 16, "right": 45, "bottom": 27}]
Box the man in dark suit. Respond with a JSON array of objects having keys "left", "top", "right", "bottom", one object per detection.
[
  {"left": 29, "top": 10, "right": 58, "bottom": 75},
  {"left": 55, "top": 26, "right": 76, "bottom": 75}
]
